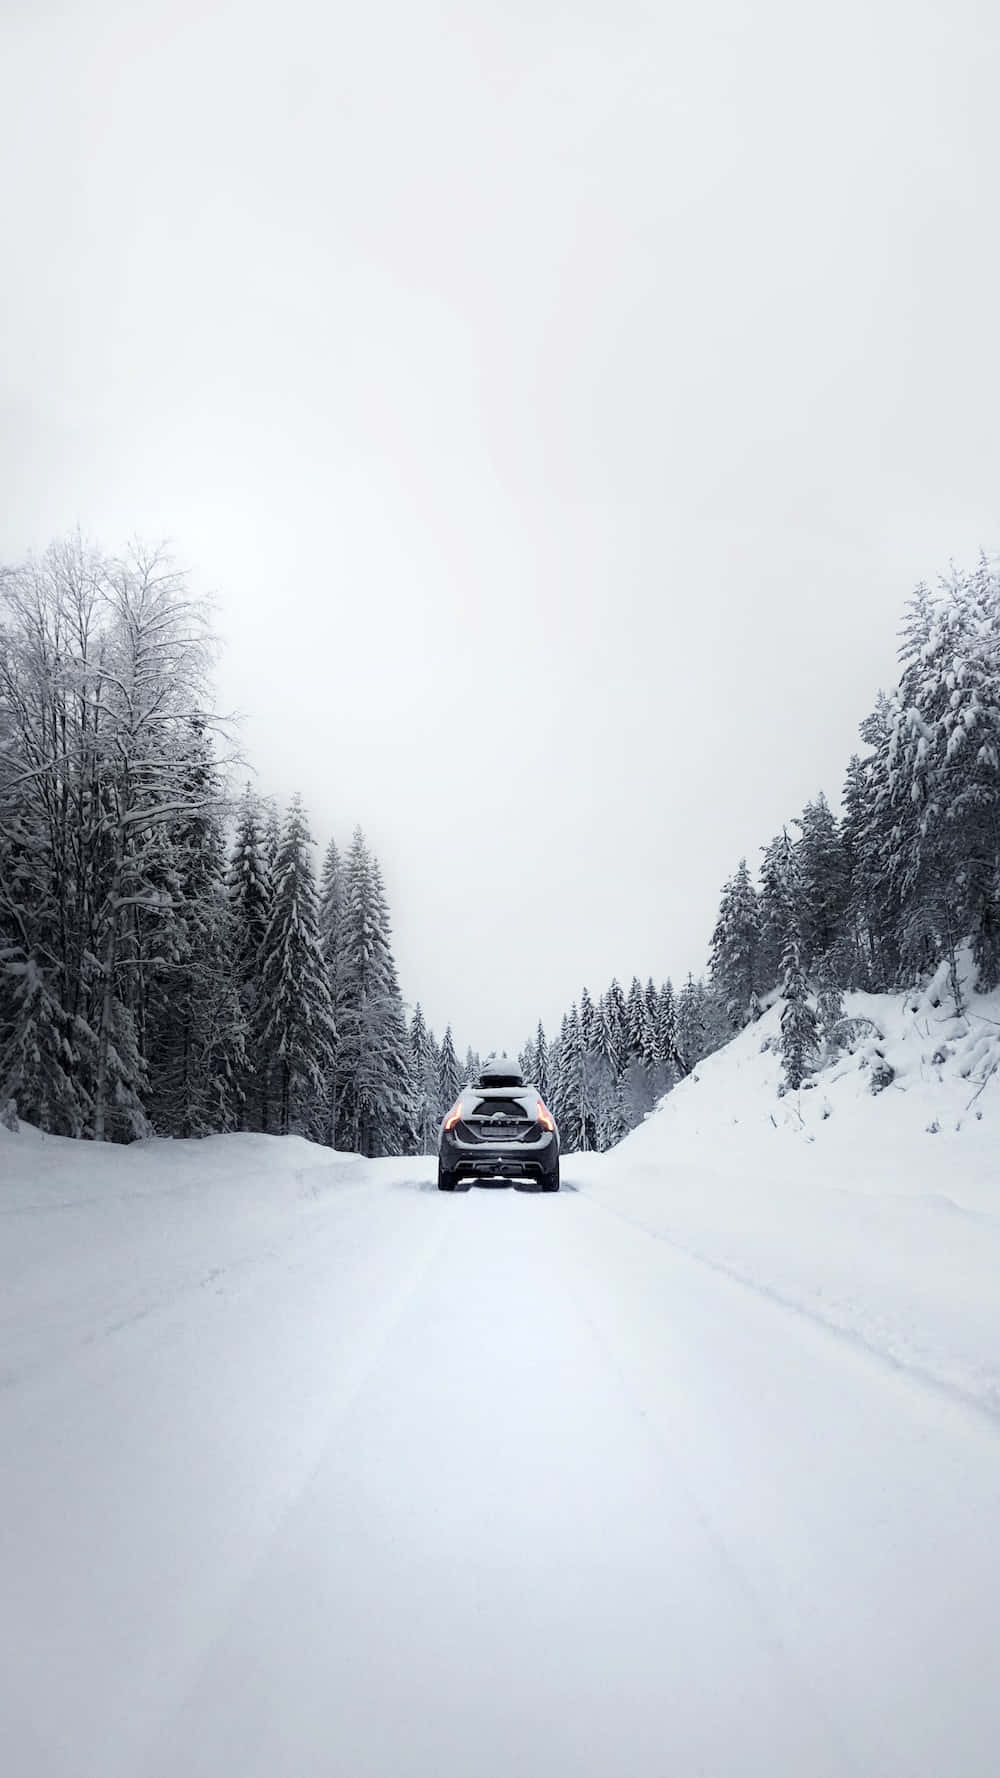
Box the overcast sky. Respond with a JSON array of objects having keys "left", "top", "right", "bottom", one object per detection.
[{"left": 2, "top": 0, "right": 999, "bottom": 1056}]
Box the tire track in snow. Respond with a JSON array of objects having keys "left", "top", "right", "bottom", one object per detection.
[{"left": 568, "top": 1178, "right": 1000, "bottom": 1432}]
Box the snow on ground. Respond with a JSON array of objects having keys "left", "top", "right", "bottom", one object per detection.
[
  {"left": 573, "top": 959, "right": 1000, "bottom": 1420},
  {"left": 2, "top": 1013, "right": 1000, "bottom": 1778}
]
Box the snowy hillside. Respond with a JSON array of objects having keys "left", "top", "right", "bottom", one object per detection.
[
  {"left": 609, "top": 954, "right": 1000, "bottom": 1172},
  {"left": 573, "top": 958, "right": 1000, "bottom": 1418}
]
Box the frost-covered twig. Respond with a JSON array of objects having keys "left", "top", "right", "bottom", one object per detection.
[{"left": 965, "top": 1061, "right": 999, "bottom": 1112}]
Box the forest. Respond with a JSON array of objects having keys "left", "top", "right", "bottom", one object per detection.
[{"left": 2, "top": 539, "right": 998, "bottom": 1152}]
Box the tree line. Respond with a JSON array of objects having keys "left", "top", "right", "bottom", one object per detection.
[
  {"left": 516, "top": 557, "right": 1000, "bottom": 1138},
  {"left": 3, "top": 539, "right": 997, "bottom": 1146},
  {"left": 0, "top": 538, "right": 428, "bottom": 1151}
]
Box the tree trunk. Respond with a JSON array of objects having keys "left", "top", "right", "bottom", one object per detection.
[{"left": 92, "top": 906, "right": 119, "bottom": 1141}]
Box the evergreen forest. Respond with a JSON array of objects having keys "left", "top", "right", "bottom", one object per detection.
[{"left": 2, "top": 539, "right": 998, "bottom": 1152}]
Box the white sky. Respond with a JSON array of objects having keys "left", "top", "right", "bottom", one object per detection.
[{"left": 2, "top": 0, "right": 999, "bottom": 1056}]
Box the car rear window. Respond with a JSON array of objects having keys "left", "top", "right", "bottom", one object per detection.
[{"left": 468, "top": 1098, "right": 531, "bottom": 1120}]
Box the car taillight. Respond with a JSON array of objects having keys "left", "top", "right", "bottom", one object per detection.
[
  {"left": 443, "top": 1100, "right": 463, "bottom": 1131},
  {"left": 536, "top": 1100, "right": 555, "bottom": 1132}
]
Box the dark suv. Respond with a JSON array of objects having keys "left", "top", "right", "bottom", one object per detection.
[{"left": 438, "top": 1059, "right": 560, "bottom": 1192}]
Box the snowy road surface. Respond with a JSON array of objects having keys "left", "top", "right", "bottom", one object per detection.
[{"left": 3, "top": 1138, "right": 1000, "bottom": 1777}]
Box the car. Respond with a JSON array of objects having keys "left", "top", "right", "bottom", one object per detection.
[{"left": 438, "top": 1058, "right": 560, "bottom": 1192}]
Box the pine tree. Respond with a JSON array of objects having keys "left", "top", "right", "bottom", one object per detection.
[
  {"left": 409, "top": 1004, "right": 439, "bottom": 1152},
  {"left": 228, "top": 785, "right": 275, "bottom": 1129},
  {"left": 318, "top": 839, "right": 343, "bottom": 961},
  {"left": 780, "top": 930, "right": 818, "bottom": 1090},
  {"left": 371, "top": 860, "right": 417, "bottom": 1152},
  {"left": 593, "top": 979, "right": 627, "bottom": 1079},
  {"left": 708, "top": 858, "right": 761, "bottom": 1030},
  {"left": 438, "top": 1025, "right": 461, "bottom": 1116},
  {"left": 887, "top": 564, "right": 1000, "bottom": 994},
  {"left": 531, "top": 1020, "right": 549, "bottom": 1100},
  {"left": 848, "top": 696, "right": 907, "bottom": 990},
  {"left": 596, "top": 1065, "right": 628, "bottom": 1149},
  {"left": 657, "top": 979, "right": 681, "bottom": 1076},
  {"left": 552, "top": 1006, "right": 585, "bottom": 1150},
  {"left": 642, "top": 979, "right": 662, "bottom": 1070},
  {"left": 675, "top": 975, "right": 708, "bottom": 1075},
  {"left": 578, "top": 986, "right": 596, "bottom": 1051},
  {"left": 757, "top": 833, "right": 793, "bottom": 991},
  {"left": 815, "top": 955, "right": 845, "bottom": 1047},
  {"left": 257, "top": 795, "right": 337, "bottom": 1135},
  {"left": 0, "top": 958, "right": 94, "bottom": 1136},
  {"left": 333, "top": 830, "right": 414, "bottom": 1154},
  {"left": 841, "top": 752, "right": 879, "bottom": 988},
  {"left": 625, "top": 977, "right": 647, "bottom": 1061},
  {"left": 314, "top": 837, "right": 344, "bottom": 1142},
  {"left": 145, "top": 726, "right": 246, "bottom": 1137},
  {"left": 264, "top": 803, "right": 281, "bottom": 873},
  {"left": 795, "top": 794, "right": 851, "bottom": 977}
]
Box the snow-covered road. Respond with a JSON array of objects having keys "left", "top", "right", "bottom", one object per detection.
[{"left": 4, "top": 1139, "right": 1000, "bottom": 1777}]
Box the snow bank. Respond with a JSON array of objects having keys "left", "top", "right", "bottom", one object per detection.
[
  {"left": 0, "top": 1125, "right": 361, "bottom": 1207},
  {"left": 0, "top": 1128, "right": 362, "bottom": 1389},
  {"left": 573, "top": 962, "right": 1000, "bottom": 1419}
]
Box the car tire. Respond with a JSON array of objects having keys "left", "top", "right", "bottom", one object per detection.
[
  {"left": 437, "top": 1165, "right": 457, "bottom": 1192},
  {"left": 541, "top": 1164, "right": 560, "bottom": 1192}
]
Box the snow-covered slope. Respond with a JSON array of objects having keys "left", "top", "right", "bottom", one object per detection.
[
  {"left": 573, "top": 959, "right": 1000, "bottom": 1418},
  {"left": 622, "top": 955, "right": 999, "bottom": 1180}
]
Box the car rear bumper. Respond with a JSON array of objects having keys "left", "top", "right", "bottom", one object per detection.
[{"left": 440, "top": 1128, "right": 557, "bottom": 1182}]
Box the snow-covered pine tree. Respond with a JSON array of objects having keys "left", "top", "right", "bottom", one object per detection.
[
  {"left": 144, "top": 723, "right": 246, "bottom": 1137},
  {"left": 0, "top": 537, "right": 107, "bottom": 1132},
  {"left": 675, "top": 975, "right": 708, "bottom": 1075},
  {"left": 438, "top": 1025, "right": 461, "bottom": 1118},
  {"left": 0, "top": 958, "right": 94, "bottom": 1136},
  {"left": 264, "top": 802, "right": 281, "bottom": 873},
  {"left": 887, "top": 564, "right": 1000, "bottom": 996},
  {"left": 642, "top": 979, "right": 661, "bottom": 1070},
  {"left": 531, "top": 1021, "right": 549, "bottom": 1099},
  {"left": 365, "top": 855, "right": 416, "bottom": 1154},
  {"left": 757, "top": 833, "right": 795, "bottom": 993},
  {"left": 420, "top": 1025, "right": 442, "bottom": 1141},
  {"left": 593, "top": 980, "right": 627, "bottom": 1081},
  {"left": 841, "top": 752, "right": 879, "bottom": 989},
  {"left": 625, "top": 977, "right": 647, "bottom": 1062},
  {"left": 333, "top": 829, "right": 414, "bottom": 1154},
  {"left": 815, "top": 955, "right": 845, "bottom": 1048},
  {"left": 596, "top": 1065, "right": 628, "bottom": 1150},
  {"left": 780, "top": 929, "right": 818, "bottom": 1090},
  {"left": 657, "top": 979, "right": 681, "bottom": 1076},
  {"left": 0, "top": 540, "right": 233, "bottom": 1138},
  {"left": 256, "top": 794, "right": 337, "bottom": 1136},
  {"left": 227, "top": 785, "right": 275, "bottom": 1129},
  {"left": 318, "top": 839, "right": 343, "bottom": 962},
  {"left": 94, "top": 548, "right": 230, "bottom": 1138},
  {"left": 409, "top": 1004, "right": 439, "bottom": 1152},
  {"left": 552, "top": 1005, "right": 585, "bottom": 1150},
  {"left": 315, "top": 837, "right": 344, "bottom": 1142},
  {"left": 618, "top": 975, "right": 653, "bottom": 1128},
  {"left": 795, "top": 794, "right": 851, "bottom": 978},
  {"left": 578, "top": 986, "right": 596, "bottom": 1052},
  {"left": 847, "top": 695, "right": 907, "bottom": 990},
  {"left": 767, "top": 826, "right": 819, "bottom": 1089},
  {"left": 708, "top": 858, "right": 761, "bottom": 1031}
]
